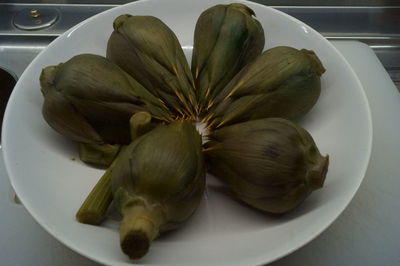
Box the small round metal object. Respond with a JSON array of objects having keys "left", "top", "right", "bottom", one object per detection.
[
  {"left": 30, "top": 9, "right": 41, "bottom": 18},
  {"left": 0, "top": 67, "right": 17, "bottom": 147},
  {"left": 13, "top": 7, "right": 59, "bottom": 31}
]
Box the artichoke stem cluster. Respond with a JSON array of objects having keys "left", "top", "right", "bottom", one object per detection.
[{"left": 40, "top": 3, "right": 329, "bottom": 260}]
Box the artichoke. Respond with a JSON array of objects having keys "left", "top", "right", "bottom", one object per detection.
[
  {"left": 110, "top": 120, "right": 205, "bottom": 259},
  {"left": 204, "top": 118, "right": 329, "bottom": 214},
  {"left": 204, "top": 46, "right": 326, "bottom": 129},
  {"left": 40, "top": 54, "right": 171, "bottom": 145},
  {"left": 76, "top": 112, "right": 155, "bottom": 225},
  {"left": 192, "top": 3, "right": 264, "bottom": 113},
  {"left": 107, "top": 15, "right": 197, "bottom": 118}
]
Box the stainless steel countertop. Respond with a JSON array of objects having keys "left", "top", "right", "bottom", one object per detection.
[{"left": 1, "top": 4, "right": 399, "bottom": 87}]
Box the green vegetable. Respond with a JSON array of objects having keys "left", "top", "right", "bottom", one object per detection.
[
  {"left": 76, "top": 112, "right": 154, "bottom": 225},
  {"left": 75, "top": 160, "right": 115, "bottom": 225},
  {"left": 107, "top": 15, "right": 197, "bottom": 119},
  {"left": 110, "top": 120, "right": 205, "bottom": 259},
  {"left": 204, "top": 46, "right": 326, "bottom": 129},
  {"left": 40, "top": 54, "right": 171, "bottom": 145},
  {"left": 204, "top": 118, "right": 329, "bottom": 214},
  {"left": 192, "top": 3, "right": 264, "bottom": 113}
]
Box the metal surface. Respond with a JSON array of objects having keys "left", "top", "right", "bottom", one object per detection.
[
  {"left": 1, "top": 4, "right": 399, "bottom": 87},
  {"left": 0, "top": 35, "right": 53, "bottom": 77},
  {"left": 13, "top": 7, "right": 59, "bottom": 30},
  {"left": 0, "top": 4, "right": 115, "bottom": 36},
  {"left": 4, "top": 0, "right": 400, "bottom": 6}
]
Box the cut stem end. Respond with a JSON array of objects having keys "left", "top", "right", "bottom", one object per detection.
[
  {"left": 121, "top": 230, "right": 151, "bottom": 260},
  {"left": 119, "top": 204, "right": 164, "bottom": 259}
]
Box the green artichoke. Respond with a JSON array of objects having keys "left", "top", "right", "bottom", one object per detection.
[
  {"left": 192, "top": 3, "right": 264, "bottom": 113},
  {"left": 76, "top": 112, "right": 155, "bottom": 225},
  {"left": 40, "top": 54, "right": 170, "bottom": 145},
  {"left": 204, "top": 118, "right": 329, "bottom": 214},
  {"left": 204, "top": 46, "right": 326, "bottom": 129},
  {"left": 110, "top": 120, "right": 205, "bottom": 259},
  {"left": 107, "top": 15, "right": 197, "bottom": 118}
]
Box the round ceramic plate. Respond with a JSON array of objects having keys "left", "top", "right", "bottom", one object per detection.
[{"left": 2, "top": 0, "right": 372, "bottom": 265}]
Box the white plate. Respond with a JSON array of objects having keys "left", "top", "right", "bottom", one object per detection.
[{"left": 2, "top": 0, "right": 372, "bottom": 265}]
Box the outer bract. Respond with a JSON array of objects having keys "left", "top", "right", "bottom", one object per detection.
[
  {"left": 107, "top": 15, "right": 197, "bottom": 119},
  {"left": 205, "top": 118, "right": 329, "bottom": 214},
  {"left": 192, "top": 3, "right": 264, "bottom": 113},
  {"left": 205, "top": 46, "right": 326, "bottom": 129},
  {"left": 40, "top": 54, "right": 170, "bottom": 145}
]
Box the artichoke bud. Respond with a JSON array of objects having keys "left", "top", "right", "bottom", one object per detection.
[
  {"left": 204, "top": 118, "right": 329, "bottom": 214},
  {"left": 40, "top": 54, "right": 171, "bottom": 144},
  {"left": 192, "top": 3, "right": 265, "bottom": 113},
  {"left": 110, "top": 120, "right": 205, "bottom": 259},
  {"left": 206, "top": 46, "right": 326, "bottom": 129},
  {"left": 107, "top": 15, "right": 197, "bottom": 119}
]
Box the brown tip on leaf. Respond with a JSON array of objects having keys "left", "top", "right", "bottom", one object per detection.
[
  {"left": 308, "top": 155, "right": 329, "bottom": 190},
  {"left": 225, "top": 85, "right": 240, "bottom": 100},
  {"left": 169, "top": 115, "right": 175, "bottom": 121},
  {"left": 39, "top": 65, "right": 59, "bottom": 95},
  {"left": 195, "top": 103, "right": 202, "bottom": 116},
  {"left": 183, "top": 108, "right": 193, "bottom": 119},
  {"left": 206, "top": 100, "right": 214, "bottom": 111},
  {"left": 172, "top": 66, "right": 179, "bottom": 76},
  {"left": 173, "top": 89, "right": 185, "bottom": 103},
  {"left": 206, "top": 119, "right": 219, "bottom": 130},
  {"left": 158, "top": 98, "right": 166, "bottom": 105},
  {"left": 174, "top": 105, "right": 185, "bottom": 116},
  {"left": 201, "top": 112, "right": 214, "bottom": 124},
  {"left": 189, "top": 94, "right": 196, "bottom": 106},
  {"left": 179, "top": 99, "right": 196, "bottom": 119},
  {"left": 215, "top": 121, "right": 225, "bottom": 129},
  {"left": 205, "top": 87, "right": 211, "bottom": 99},
  {"left": 113, "top": 14, "right": 131, "bottom": 30},
  {"left": 121, "top": 231, "right": 151, "bottom": 260}
]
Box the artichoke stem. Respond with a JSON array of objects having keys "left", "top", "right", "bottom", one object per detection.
[
  {"left": 129, "top": 112, "right": 153, "bottom": 141},
  {"left": 308, "top": 155, "right": 329, "bottom": 190},
  {"left": 120, "top": 204, "right": 164, "bottom": 259},
  {"left": 75, "top": 163, "right": 114, "bottom": 225},
  {"left": 79, "top": 143, "right": 120, "bottom": 168}
]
